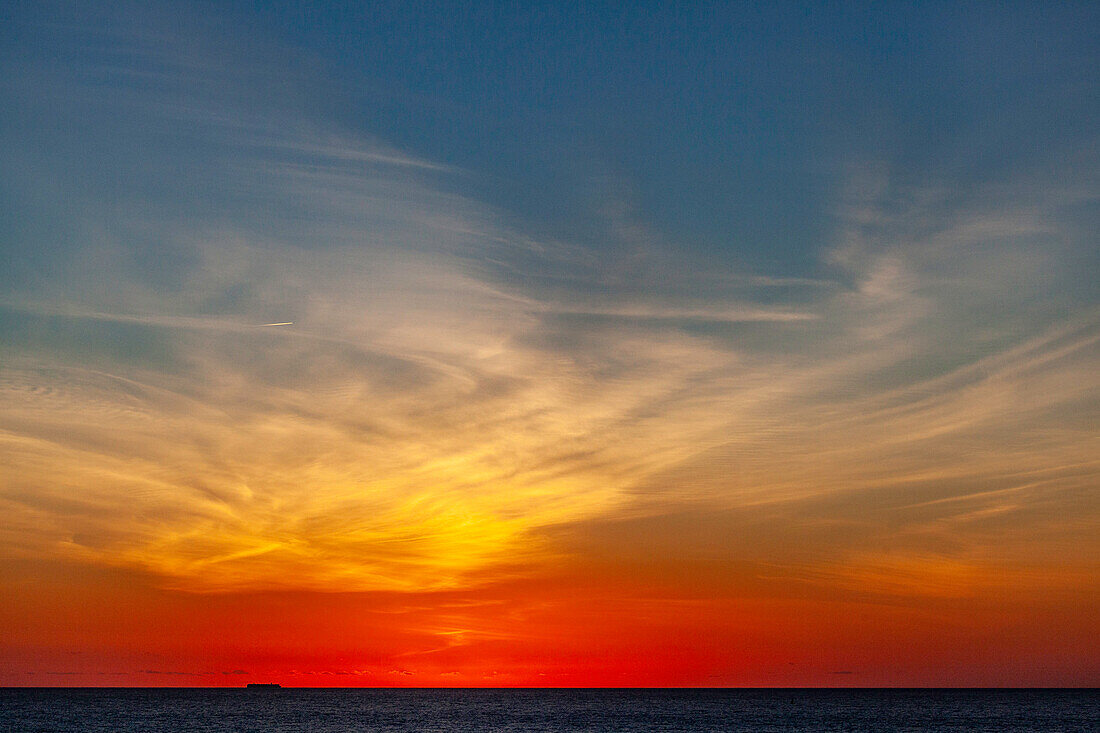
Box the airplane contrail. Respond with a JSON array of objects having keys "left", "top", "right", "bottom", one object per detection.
[{"left": 259, "top": 322, "right": 294, "bottom": 327}]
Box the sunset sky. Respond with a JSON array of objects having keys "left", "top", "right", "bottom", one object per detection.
[{"left": 1, "top": 1, "right": 1098, "bottom": 687}]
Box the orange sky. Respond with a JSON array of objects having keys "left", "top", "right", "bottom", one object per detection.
[{"left": 3, "top": 517, "right": 1097, "bottom": 687}]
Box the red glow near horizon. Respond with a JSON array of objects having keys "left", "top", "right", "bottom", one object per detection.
[{"left": 3, "top": 552, "right": 1097, "bottom": 688}]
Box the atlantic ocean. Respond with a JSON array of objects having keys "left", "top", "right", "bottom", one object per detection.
[{"left": 2, "top": 688, "right": 1097, "bottom": 732}]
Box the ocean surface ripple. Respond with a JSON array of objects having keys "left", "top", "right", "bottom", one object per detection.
[{"left": 1, "top": 688, "right": 1097, "bottom": 732}]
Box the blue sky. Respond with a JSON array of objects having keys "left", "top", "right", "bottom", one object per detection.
[
  {"left": 238, "top": 1, "right": 1097, "bottom": 266},
  {"left": 6, "top": 2, "right": 1097, "bottom": 288}
]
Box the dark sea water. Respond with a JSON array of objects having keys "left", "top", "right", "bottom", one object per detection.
[{"left": 1, "top": 688, "right": 1096, "bottom": 732}]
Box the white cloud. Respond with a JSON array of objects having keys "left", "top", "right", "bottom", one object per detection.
[{"left": 1, "top": 9, "right": 1097, "bottom": 599}]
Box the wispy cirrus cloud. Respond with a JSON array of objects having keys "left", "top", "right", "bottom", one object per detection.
[
  {"left": 551, "top": 160, "right": 1099, "bottom": 605},
  {"left": 1, "top": 4, "right": 1097, "bottom": 608}
]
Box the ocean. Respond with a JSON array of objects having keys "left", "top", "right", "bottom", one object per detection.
[{"left": 1, "top": 688, "right": 1096, "bottom": 732}]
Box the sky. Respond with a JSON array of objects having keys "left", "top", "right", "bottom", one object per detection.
[{"left": 1, "top": 0, "right": 1098, "bottom": 687}]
